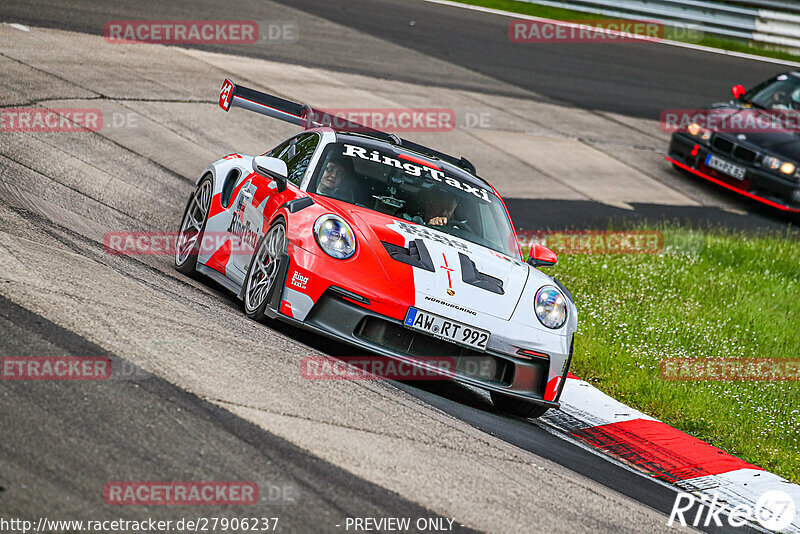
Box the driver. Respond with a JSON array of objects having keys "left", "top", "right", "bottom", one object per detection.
[
  {"left": 769, "top": 89, "right": 790, "bottom": 109},
  {"left": 404, "top": 192, "right": 458, "bottom": 226},
  {"left": 424, "top": 196, "right": 458, "bottom": 226},
  {"left": 317, "top": 156, "right": 355, "bottom": 202}
]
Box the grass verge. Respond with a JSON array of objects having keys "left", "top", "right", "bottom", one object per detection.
[
  {"left": 535, "top": 226, "right": 799, "bottom": 483},
  {"left": 447, "top": 0, "right": 800, "bottom": 63}
]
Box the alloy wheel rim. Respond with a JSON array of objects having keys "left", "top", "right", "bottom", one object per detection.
[
  {"left": 176, "top": 180, "right": 212, "bottom": 266},
  {"left": 245, "top": 224, "right": 285, "bottom": 312}
]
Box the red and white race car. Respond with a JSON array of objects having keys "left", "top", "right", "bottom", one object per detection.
[{"left": 174, "top": 80, "right": 577, "bottom": 418}]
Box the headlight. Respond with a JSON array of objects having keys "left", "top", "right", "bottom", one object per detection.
[
  {"left": 687, "top": 123, "right": 711, "bottom": 141},
  {"left": 764, "top": 156, "right": 781, "bottom": 170},
  {"left": 314, "top": 214, "right": 356, "bottom": 259},
  {"left": 763, "top": 156, "right": 796, "bottom": 175},
  {"left": 534, "top": 286, "right": 567, "bottom": 329}
]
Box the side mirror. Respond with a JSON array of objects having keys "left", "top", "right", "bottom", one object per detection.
[
  {"left": 252, "top": 156, "right": 288, "bottom": 192},
  {"left": 526, "top": 243, "right": 557, "bottom": 268},
  {"left": 731, "top": 84, "right": 746, "bottom": 100}
]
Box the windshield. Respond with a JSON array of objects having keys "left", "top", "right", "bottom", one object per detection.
[
  {"left": 309, "top": 141, "right": 520, "bottom": 258},
  {"left": 747, "top": 76, "right": 800, "bottom": 110}
]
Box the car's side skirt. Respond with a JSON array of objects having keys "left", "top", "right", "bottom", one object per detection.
[{"left": 196, "top": 263, "right": 243, "bottom": 295}]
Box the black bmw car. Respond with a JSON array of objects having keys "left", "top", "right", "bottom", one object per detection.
[{"left": 667, "top": 72, "right": 800, "bottom": 213}]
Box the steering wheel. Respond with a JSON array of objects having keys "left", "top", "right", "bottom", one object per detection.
[{"left": 431, "top": 219, "right": 475, "bottom": 234}]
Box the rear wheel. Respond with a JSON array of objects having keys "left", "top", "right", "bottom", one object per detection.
[
  {"left": 175, "top": 175, "right": 213, "bottom": 275},
  {"left": 490, "top": 391, "right": 549, "bottom": 419},
  {"left": 243, "top": 221, "right": 286, "bottom": 322}
]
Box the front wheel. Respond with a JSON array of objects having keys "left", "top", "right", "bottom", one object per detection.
[
  {"left": 243, "top": 221, "right": 286, "bottom": 322},
  {"left": 490, "top": 391, "right": 549, "bottom": 419}
]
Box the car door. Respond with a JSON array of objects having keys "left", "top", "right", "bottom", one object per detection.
[{"left": 228, "top": 133, "right": 321, "bottom": 279}]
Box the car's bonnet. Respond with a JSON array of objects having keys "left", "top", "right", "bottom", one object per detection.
[{"left": 344, "top": 206, "right": 532, "bottom": 321}]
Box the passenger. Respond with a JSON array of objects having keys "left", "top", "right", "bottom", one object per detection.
[{"left": 317, "top": 156, "right": 355, "bottom": 202}]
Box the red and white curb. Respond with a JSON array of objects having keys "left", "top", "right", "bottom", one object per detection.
[{"left": 542, "top": 374, "right": 800, "bottom": 532}]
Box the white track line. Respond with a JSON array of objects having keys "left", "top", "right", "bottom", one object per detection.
[{"left": 6, "top": 23, "right": 30, "bottom": 32}]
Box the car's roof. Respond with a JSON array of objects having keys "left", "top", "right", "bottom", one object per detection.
[{"left": 334, "top": 131, "right": 494, "bottom": 192}]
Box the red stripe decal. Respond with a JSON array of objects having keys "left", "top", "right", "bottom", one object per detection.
[
  {"left": 666, "top": 156, "right": 800, "bottom": 213},
  {"left": 248, "top": 172, "right": 273, "bottom": 209},
  {"left": 566, "top": 372, "right": 580, "bottom": 380},
  {"left": 399, "top": 153, "right": 441, "bottom": 170},
  {"left": 544, "top": 376, "right": 561, "bottom": 401},
  {"left": 209, "top": 178, "right": 248, "bottom": 219},
  {"left": 572, "top": 418, "right": 762, "bottom": 482},
  {"left": 205, "top": 239, "right": 232, "bottom": 276}
]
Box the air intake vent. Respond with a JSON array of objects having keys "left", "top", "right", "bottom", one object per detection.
[
  {"left": 712, "top": 136, "right": 734, "bottom": 154},
  {"left": 355, "top": 317, "right": 514, "bottom": 384},
  {"left": 458, "top": 253, "right": 504, "bottom": 294},
  {"left": 382, "top": 239, "right": 435, "bottom": 272},
  {"left": 732, "top": 145, "right": 756, "bottom": 163}
]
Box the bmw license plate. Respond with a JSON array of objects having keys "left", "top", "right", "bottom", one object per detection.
[
  {"left": 705, "top": 153, "right": 746, "bottom": 180},
  {"left": 404, "top": 308, "right": 490, "bottom": 351}
]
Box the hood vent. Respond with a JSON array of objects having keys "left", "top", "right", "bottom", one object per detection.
[
  {"left": 459, "top": 253, "right": 504, "bottom": 294},
  {"left": 382, "top": 239, "right": 435, "bottom": 272}
]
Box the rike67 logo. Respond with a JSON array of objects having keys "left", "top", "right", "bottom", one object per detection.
[{"left": 668, "top": 490, "right": 796, "bottom": 530}]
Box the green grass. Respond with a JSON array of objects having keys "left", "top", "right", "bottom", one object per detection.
[
  {"left": 528, "top": 226, "right": 800, "bottom": 483},
  {"left": 452, "top": 0, "right": 800, "bottom": 62}
]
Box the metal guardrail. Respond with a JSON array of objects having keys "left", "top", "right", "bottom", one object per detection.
[
  {"left": 520, "top": 0, "right": 800, "bottom": 50},
  {"left": 728, "top": 1, "right": 800, "bottom": 13}
]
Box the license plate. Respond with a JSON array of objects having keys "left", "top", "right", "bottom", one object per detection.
[
  {"left": 404, "top": 308, "right": 490, "bottom": 351},
  {"left": 706, "top": 153, "right": 746, "bottom": 180}
]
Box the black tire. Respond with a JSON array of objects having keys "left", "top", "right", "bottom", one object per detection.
[
  {"left": 243, "top": 220, "right": 286, "bottom": 322},
  {"left": 490, "top": 391, "right": 549, "bottom": 419},
  {"left": 175, "top": 174, "right": 213, "bottom": 275}
]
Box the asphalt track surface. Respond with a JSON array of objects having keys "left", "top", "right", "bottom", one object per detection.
[
  {"left": 0, "top": 295, "right": 469, "bottom": 531},
  {"left": 0, "top": 0, "right": 786, "bottom": 117},
  {"left": 0, "top": 0, "right": 792, "bottom": 532},
  {"left": 4, "top": 0, "right": 799, "bottom": 231}
]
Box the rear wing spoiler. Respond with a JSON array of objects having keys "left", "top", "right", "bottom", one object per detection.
[{"left": 218, "top": 78, "right": 477, "bottom": 175}]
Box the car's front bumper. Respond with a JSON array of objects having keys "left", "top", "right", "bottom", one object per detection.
[
  {"left": 667, "top": 133, "right": 800, "bottom": 213},
  {"left": 264, "top": 251, "right": 571, "bottom": 409}
]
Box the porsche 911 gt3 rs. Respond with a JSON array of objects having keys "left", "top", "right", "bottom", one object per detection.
[{"left": 174, "top": 79, "right": 577, "bottom": 418}]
